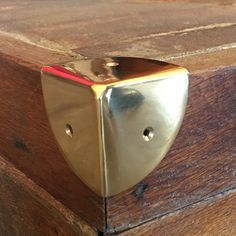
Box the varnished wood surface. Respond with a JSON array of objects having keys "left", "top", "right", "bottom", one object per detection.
[
  {"left": 0, "top": 0, "right": 235, "bottom": 71},
  {"left": 0, "top": 0, "right": 235, "bottom": 234},
  {"left": 0, "top": 155, "right": 96, "bottom": 236},
  {"left": 119, "top": 188, "right": 236, "bottom": 236}
]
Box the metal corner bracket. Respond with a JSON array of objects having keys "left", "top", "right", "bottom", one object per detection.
[{"left": 41, "top": 57, "right": 189, "bottom": 197}]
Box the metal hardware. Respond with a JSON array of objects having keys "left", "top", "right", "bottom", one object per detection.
[{"left": 41, "top": 57, "right": 189, "bottom": 197}]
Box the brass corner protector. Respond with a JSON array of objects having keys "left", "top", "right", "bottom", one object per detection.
[{"left": 41, "top": 57, "right": 189, "bottom": 197}]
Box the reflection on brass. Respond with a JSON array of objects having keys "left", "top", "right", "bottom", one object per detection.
[{"left": 41, "top": 57, "right": 189, "bottom": 197}]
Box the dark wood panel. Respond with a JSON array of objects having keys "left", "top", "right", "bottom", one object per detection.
[
  {"left": 0, "top": 155, "right": 96, "bottom": 236},
  {"left": 119, "top": 188, "right": 236, "bottom": 236},
  {"left": 0, "top": 54, "right": 105, "bottom": 231},
  {"left": 106, "top": 67, "right": 236, "bottom": 232}
]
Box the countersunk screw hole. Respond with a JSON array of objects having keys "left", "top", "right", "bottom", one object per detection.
[
  {"left": 106, "top": 61, "right": 119, "bottom": 67},
  {"left": 65, "top": 124, "right": 73, "bottom": 138},
  {"left": 143, "top": 127, "right": 154, "bottom": 142}
]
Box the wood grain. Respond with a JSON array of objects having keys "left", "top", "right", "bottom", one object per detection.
[
  {"left": 0, "top": 0, "right": 235, "bottom": 63},
  {"left": 0, "top": 0, "right": 235, "bottom": 234},
  {"left": 0, "top": 155, "right": 96, "bottom": 236},
  {"left": 119, "top": 188, "right": 236, "bottom": 236}
]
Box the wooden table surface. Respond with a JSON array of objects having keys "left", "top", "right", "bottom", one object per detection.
[{"left": 0, "top": 0, "right": 235, "bottom": 235}]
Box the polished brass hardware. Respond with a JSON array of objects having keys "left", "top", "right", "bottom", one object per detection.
[{"left": 41, "top": 57, "right": 189, "bottom": 197}]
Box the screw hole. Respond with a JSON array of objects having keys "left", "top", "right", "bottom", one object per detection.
[
  {"left": 143, "top": 127, "right": 154, "bottom": 142},
  {"left": 65, "top": 124, "right": 73, "bottom": 138},
  {"left": 106, "top": 61, "right": 119, "bottom": 67}
]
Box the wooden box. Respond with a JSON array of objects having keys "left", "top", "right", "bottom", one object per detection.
[{"left": 0, "top": 1, "right": 235, "bottom": 235}]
